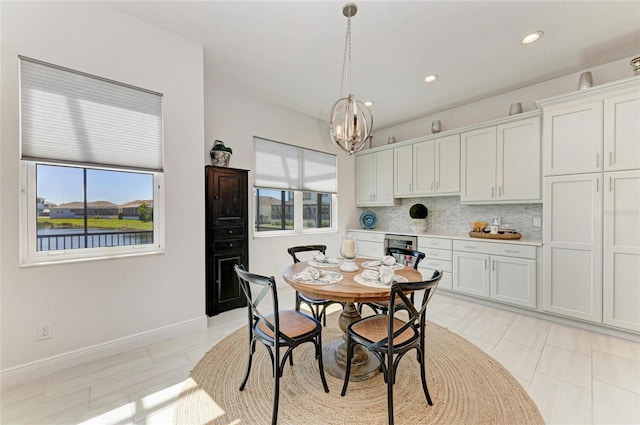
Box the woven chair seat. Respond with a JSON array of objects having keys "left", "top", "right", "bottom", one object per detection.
[
  {"left": 257, "top": 310, "right": 318, "bottom": 339},
  {"left": 351, "top": 315, "right": 416, "bottom": 345}
]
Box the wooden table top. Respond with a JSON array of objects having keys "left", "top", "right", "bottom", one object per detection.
[{"left": 282, "top": 259, "right": 422, "bottom": 303}]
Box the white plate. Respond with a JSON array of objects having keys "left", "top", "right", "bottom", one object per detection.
[
  {"left": 308, "top": 259, "right": 342, "bottom": 268},
  {"left": 353, "top": 273, "right": 408, "bottom": 288},
  {"left": 361, "top": 261, "right": 405, "bottom": 271},
  {"left": 293, "top": 270, "right": 343, "bottom": 285}
]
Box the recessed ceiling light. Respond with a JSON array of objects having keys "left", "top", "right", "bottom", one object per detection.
[
  {"left": 364, "top": 101, "right": 373, "bottom": 107},
  {"left": 424, "top": 74, "right": 438, "bottom": 83},
  {"left": 521, "top": 31, "right": 543, "bottom": 44}
]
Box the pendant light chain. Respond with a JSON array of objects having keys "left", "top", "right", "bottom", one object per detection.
[{"left": 329, "top": 3, "right": 373, "bottom": 155}]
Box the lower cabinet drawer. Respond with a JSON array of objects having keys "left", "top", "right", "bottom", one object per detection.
[
  {"left": 357, "top": 241, "right": 384, "bottom": 258},
  {"left": 214, "top": 240, "right": 245, "bottom": 251},
  {"left": 348, "top": 231, "right": 385, "bottom": 243},
  {"left": 423, "top": 248, "right": 453, "bottom": 261},
  {"left": 453, "top": 240, "right": 536, "bottom": 259},
  {"left": 419, "top": 259, "right": 452, "bottom": 273}
]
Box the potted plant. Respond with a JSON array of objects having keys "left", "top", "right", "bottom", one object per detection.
[
  {"left": 210, "top": 140, "right": 233, "bottom": 167},
  {"left": 409, "top": 203, "right": 428, "bottom": 232}
]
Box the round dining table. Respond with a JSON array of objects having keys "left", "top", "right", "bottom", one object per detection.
[{"left": 282, "top": 258, "right": 422, "bottom": 381}]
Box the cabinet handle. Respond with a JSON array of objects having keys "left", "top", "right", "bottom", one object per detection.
[
  {"left": 596, "top": 154, "right": 599, "bottom": 168},
  {"left": 431, "top": 181, "right": 434, "bottom": 191},
  {"left": 464, "top": 245, "right": 477, "bottom": 249},
  {"left": 498, "top": 186, "right": 502, "bottom": 197},
  {"left": 492, "top": 260, "right": 495, "bottom": 271},
  {"left": 596, "top": 177, "right": 599, "bottom": 192},
  {"left": 504, "top": 249, "right": 520, "bottom": 254},
  {"left": 228, "top": 230, "right": 233, "bottom": 234},
  {"left": 609, "top": 176, "right": 612, "bottom": 191},
  {"left": 491, "top": 187, "right": 495, "bottom": 197},
  {"left": 609, "top": 152, "right": 613, "bottom": 166},
  {"left": 484, "top": 259, "right": 488, "bottom": 269}
]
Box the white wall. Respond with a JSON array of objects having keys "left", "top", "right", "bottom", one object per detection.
[
  {"left": 204, "top": 79, "right": 358, "bottom": 284},
  {"left": 372, "top": 55, "right": 639, "bottom": 146},
  {"left": 0, "top": 2, "right": 205, "bottom": 385}
]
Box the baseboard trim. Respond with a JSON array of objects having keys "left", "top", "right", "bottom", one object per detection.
[{"left": 0, "top": 316, "right": 207, "bottom": 390}]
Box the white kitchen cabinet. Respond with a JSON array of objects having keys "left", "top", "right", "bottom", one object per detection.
[
  {"left": 418, "top": 134, "right": 460, "bottom": 195},
  {"left": 461, "top": 116, "right": 541, "bottom": 203},
  {"left": 543, "top": 174, "right": 603, "bottom": 323},
  {"left": 454, "top": 240, "right": 537, "bottom": 308},
  {"left": 604, "top": 89, "right": 640, "bottom": 172},
  {"left": 356, "top": 149, "right": 397, "bottom": 207},
  {"left": 393, "top": 144, "right": 413, "bottom": 196},
  {"left": 496, "top": 117, "right": 541, "bottom": 201},
  {"left": 603, "top": 170, "right": 640, "bottom": 332},
  {"left": 542, "top": 99, "right": 603, "bottom": 176},
  {"left": 453, "top": 251, "right": 491, "bottom": 298},
  {"left": 490, "top": 255, "right": 537, "bottom": 308},
  {"left": 460, "top": 126, "right": 497, "bottom": 203},
  {"left": 540, "top": 77, "right": 640, "bottom": 176},
  {"left": 394, "top": 134, "right": 460, "bottom": 197},
  {"left": 418, "top": 237, "right": 453, "bottom": 291},
  {"left": 347, "top": 230, "right": 385, "bottom": 259}
]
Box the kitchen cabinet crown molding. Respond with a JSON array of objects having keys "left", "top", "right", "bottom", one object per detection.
[
  {"left": 536, "top": 76, "right": 640, "bottom": 108},
  {"left": 360, "top": 110, "right": 541, "bottom": 155}
]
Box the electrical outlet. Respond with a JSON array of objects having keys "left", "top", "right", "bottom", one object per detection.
[
  {"left": 37, "top": 322, "right": 51, "bottom": 341},
  {"left": 532, "top": 217, "right": 541, "bottom": 228}
]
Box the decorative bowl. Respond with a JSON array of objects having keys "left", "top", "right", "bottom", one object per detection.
[{"left": 359, "top": 210, "right": 378, "bottom": 229}]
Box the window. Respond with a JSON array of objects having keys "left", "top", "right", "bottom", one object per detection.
[
  {"left": 253, "top": 137, "right": 337, "bottom": 235},
  {"left": 19, "top": 56, "right": 164, "bottom": 265}
]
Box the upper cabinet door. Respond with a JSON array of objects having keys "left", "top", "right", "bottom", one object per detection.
[
  {"left": 497, "top": 117, "right": 541, "bottom": 201},
  {"left": 543, "top": 99, "right": 603, "bottom": 176},
  {"left": 435, "top": 134, "right": 460, "bottom": 194},
  {"left": 604, "top": 90, "right": 640, "bottom": 172},
  {"left": 355, "top": 153, "right": 374, "bottom": 206},
  {"left": 461, "top": 127, "right": 497, "bottom": 202},
  {"left": 413, "top": 140, "right": 436, "bottom": 195},
  {"left": 374, "top": 149, "right": 396, "bottom": 205},
  {"left": 394, "top": 144, "right": 414, "bottom": 197}
]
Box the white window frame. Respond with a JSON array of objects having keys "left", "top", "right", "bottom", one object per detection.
[{"left": 20, "top": 162, "right": 165, "bottom": 266}]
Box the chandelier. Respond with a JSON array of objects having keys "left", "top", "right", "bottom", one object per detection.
[{"left": 329, "top": 3, "right": 373, "bottom": 155}]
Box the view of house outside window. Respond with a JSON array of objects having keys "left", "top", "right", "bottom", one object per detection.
[
  {"left": 35, "top": 164, "right": 155, "bottom": 251},
  {"left": 254, "top": 188, "right": 332, "bottom": 232}
]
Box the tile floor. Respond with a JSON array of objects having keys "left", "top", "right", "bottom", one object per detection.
[{"left": 2, "top": 287, "right": 639, "bottom": 424}]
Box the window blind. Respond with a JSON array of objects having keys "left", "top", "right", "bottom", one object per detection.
[
  {"left": 254, "top": 137, "right": 337, "bottom": 193},
  {"left": 19, "top": 56, "right": 164, "bottom": 171}
]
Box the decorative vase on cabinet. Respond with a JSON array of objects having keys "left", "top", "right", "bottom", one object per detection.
[{"left": 205, "top": 166, "right": 249, "bottom": 316}]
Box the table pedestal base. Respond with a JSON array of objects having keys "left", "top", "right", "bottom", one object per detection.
[{"left": 322, "top": 302, "right": 380, "bottom": 381}]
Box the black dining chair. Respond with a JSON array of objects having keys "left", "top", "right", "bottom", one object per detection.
[
  {"left": 288, "top": 245, "right": 343, "bottom": 326},
  {"left": 341, "top": 271, "right": 443, "bottom": 425},
  {"left": 234, "top": 264, "right": 329, "bottom": 425},
  {"left": 358, "top": 247, "right": 426, "bottom": 315}
]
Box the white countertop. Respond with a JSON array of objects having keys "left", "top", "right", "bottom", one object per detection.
[{"left": 347, "top": 228, "right": 543, "bottom": 247}]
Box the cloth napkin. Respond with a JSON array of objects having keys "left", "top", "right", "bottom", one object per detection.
[
  {"left": 294, "top": 266, "right": 322, "bottom": 282},
  {"left": 366, "top": 255, "right": 397, "bottom": 267},
  {"left": 312, "top": 253, "right": 326, "bottom": 262},
  {"left": 312, "top": 253, "right": 340, "bottom": 264},
  {"left": 361, "top": 265, "right": 397, "bottom": 285}
]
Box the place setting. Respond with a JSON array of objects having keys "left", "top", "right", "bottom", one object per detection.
[
  {"left": 361, "top": 254, "right": 405, "bottom": 271},
  {"left": 293, "top": 265, "right": 343, "bottom": 285},
  {"left": 354, "top": 264, "right": 408, "bottom": 289},
  {"left": 307, "top": 252, "right": 343, "bottom": 268}
]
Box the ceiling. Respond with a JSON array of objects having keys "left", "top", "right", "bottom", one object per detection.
[{"left": 106, "top": 1, "right": 640, "bottom": 130}]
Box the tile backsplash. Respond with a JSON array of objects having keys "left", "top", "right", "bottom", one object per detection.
[{"left": 363, "top": 196, "right": 542, "bottom": 240}]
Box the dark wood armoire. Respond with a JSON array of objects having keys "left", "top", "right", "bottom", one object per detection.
[{"left": 205, "top": 166, "right": 249, "bottom": 316}]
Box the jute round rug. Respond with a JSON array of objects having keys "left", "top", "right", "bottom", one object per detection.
[{"left": 176, "top": 313, "right": 543, "bottom": 424}]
